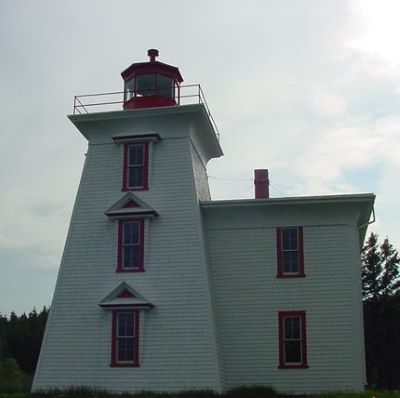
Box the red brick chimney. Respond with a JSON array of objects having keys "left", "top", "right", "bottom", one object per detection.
[{"left": 254, "top": 169, "right": 269, "bottom": 199}]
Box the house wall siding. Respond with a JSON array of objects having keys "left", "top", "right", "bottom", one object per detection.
[{"left": 203, "top": 205, "right": 365, "bottom": 395}]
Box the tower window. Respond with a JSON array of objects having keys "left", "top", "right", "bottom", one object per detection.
[
  {"left": 122, "top": 143, "right": 149, "bottom": 191},
  {"left": 276, "top": 227, "right": 305, "bottom": 278},
  {"left": 111, "top": 310, "right": 139, "bottom": 367},
  {"left": 117, "top": 220, "right": 144, "bottom": 272},
  {"left": 278, "top": 311, "right": 308, "bottom": 368}
]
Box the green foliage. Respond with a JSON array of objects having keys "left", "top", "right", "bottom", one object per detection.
[
  {"left": 362, "top": 233, "right": 400, "bottom": 301},
  {"left": 223, "top": 386, "right": 278, "bottom": 398},
  {"left": 0, "top": 358, "right": 31, "bottom": 394},
  {"left": 28, "top": 386, "right": 277, "bottom": 398},
  {"left": 0, "top": 307, "right": 49, "bottom": 375},
  {"left": 361, "top": 233, "right": 400, "bottom": 389},
  {"left": 3, "top": 388, "right": 400, "bottom": 398},
  {"left": 311, "top": 391, "right": 400, "bottom": 398}
]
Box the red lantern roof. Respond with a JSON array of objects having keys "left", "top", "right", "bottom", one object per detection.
[{"left": 121, "top": 49, "right": 183, "bottom": 83}]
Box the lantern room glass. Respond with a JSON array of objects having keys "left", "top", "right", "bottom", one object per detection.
[
  {"left": 125, "top": 77, "right": 135, "bottom": 102},
  {"left": 124, "top": 74, "right": 176, "bottom": 101}
]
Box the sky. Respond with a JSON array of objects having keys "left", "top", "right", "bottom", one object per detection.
[{"left": 1, "top": 0, "right": 399, "bottom": 316}]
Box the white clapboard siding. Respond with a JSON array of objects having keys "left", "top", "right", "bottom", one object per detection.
[
  {"left": 202, "top": 199, "right": 371, "bottom": 394},
  {"left": 33, "top": 105, "right": 223, "bottom": 393}
]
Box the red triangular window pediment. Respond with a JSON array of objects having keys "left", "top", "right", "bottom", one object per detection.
[
  {"left": 123, "top": 200, "right": 140, "bottom": 208},
  {"left": 117, "top": 289, "right": 136, "bottom": 298}
]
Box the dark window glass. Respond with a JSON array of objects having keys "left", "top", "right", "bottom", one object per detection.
[
  {"left": 157, "top": 75, "right": 174, "bottom": 99},
  {"left": 124, "top": 246, "right": 140, "bottom": 269},
  {"left": 128, "top": 166, "right": 144, "bottom": 188},
  {"left": 283, "top": 251, "right": 299, "bottom": 273},
  {"left": 125, "top": 77, "right": 135, "bottom": 101},
  {"left": 129, "top": 145, "right": 144, "bottom": 166},
  {"left": 127, "top": 144, "right": 145, "bottom": 188},
  {"left": 122, "top": 222, "right": 140, "bottom": 269},
  {"left": 285, "top": 341, "right": 301, "bottom": 363},
  {"left": 283, "top": 316, "right": 302, "bottom": 364},
  {"left": 282, "top": 228, "right": 298, "bottom": 250},
  {"left": 281, "top": 228, "right": 299, "bottom": 274},
  {"left": 136, "top": 74, "right": 156, "bottom": 97},
  {"left": 124, "top": 222, "right": 139, "bottom": 244},
  {"left": 117, "top": 312, "right": 135, "bottom": 362}
]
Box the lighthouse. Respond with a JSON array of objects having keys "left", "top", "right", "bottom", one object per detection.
[
  {"left": 33, "top": 50, "right": 224, "bottom": 392},
  {"left": 33, "top": 50, "right": 374, "bottom": 395}
]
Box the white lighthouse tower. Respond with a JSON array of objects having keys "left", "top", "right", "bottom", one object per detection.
[{"left": 33, "top": 50, "right": 224, "bottom": 392}]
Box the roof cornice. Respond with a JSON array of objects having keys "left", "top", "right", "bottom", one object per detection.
[
  {"left": 201, "top": 193, "right": 375, "bottom": 208},
  {"left": 68, "top": 103, "right": 207, "bottom": 124}
]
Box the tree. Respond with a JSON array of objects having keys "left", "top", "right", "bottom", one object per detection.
[
  {"left": 0, "top": 307, "right": 49, "bottom": 374},
  {"left": 361, "top": 232, "right": 400, "bottom": 389}
]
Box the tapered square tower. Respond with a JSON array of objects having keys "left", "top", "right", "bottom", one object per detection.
[{"left": 33, "top": 50, "right": 224, "bottom": 392}]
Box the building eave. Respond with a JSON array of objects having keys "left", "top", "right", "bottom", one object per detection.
[
  {"left": 201, "top": 193, "right": 375, "bottom": 208},
  {"left": 69, "top": 103, "right": 212, "bottom": 125},
  {"left": 68, "top": 103, "right": 223, "bottom": 159},
  {"left": 202, "top": 193, "right": 375, "bottom": 248}
]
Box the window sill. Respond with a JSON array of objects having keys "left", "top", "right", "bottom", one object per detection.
[
  {"left": 276, "top": 273, "right": 306, "bottom": 279},
  {"left": 110, "top": 362, "right": 139, "bottom": 368},
  {"left": 116, "top": 269, "right": 145, "bottom": 273},
  {"left": 121, "top": 187, "right": 149, "bottom": 192},
  {"left": 278, "top": 364, "right": 309, "bottom": 369}
]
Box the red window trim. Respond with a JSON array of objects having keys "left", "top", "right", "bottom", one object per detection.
[
  {"left": 122, "top": 143, "right": 149, "bottom": 191},
  {"left": 117, "top": 220, "right": 145, "bottom": 273},
  {"left": 278, "top": 311, "right": 308, "bottom": 369},
  {"left": 111, "top": 310, "right": 140, "bottom": 367},
  {"left": 276, "top": 226, "right": 305, "bottom": 278}
]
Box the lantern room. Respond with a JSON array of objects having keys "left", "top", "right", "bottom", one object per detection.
[{"left": 121, "top": 49, "right": 184, "bottom": 110}]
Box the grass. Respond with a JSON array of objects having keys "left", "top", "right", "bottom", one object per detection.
[
  {"left": 310, "top": 391, "right": 400, "bottom": 398},
  {"left": 1, "top": 387, "right": 400, "bottom": 398}
]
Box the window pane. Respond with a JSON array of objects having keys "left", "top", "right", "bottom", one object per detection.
[
  {"left": 118, "top": 312, "right": 135, "bottom": 336},
  {"left": 283, "top": 251, "right": 299, "bottom": 273},
  {"left": 124, "top": 246, "right": 140, "bottom": 269},
  {"left": 128, "top": 166, "right": 144, "bottom": 188},
  {"left": 125, "top": 77, "right": 135, "bottom": 101},
  {"left": 285, "top": 340, "right": 301, "bottom": 363},
  {"left": 284, "top": 317, "right": 293, "bottom": 339},
  {"left": 118, "top": 337, "right": 134, "bottom": 361},
  {"left": 126, "top": 317, "right": 134, "bottom": 336},
  {"left": 158, "top": 75, "right": 173, "bottom": 99},
  {"left": 118, "top": 313, "right": 128, "bottom": 336},
  {"left": 124, "top": 223, "right": 139, "bottom": 245},
  {"left": 136, "top": 74, "right": 156, "bottom": 96},
  {"left": 284, "top": 316, "right": 301, "bottom": 339},
  {"left": 129, "top": 145, "right": 144, "bottom": 166},
  {"left": 282, "top": 228, "right": 298, "bottom": 250},
  {"left": 292, "top": 317, "right": 300, "bottom": 339}
]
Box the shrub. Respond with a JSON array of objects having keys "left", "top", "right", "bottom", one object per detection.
[{"left": 0, "top": 358, "right": 31, "bottom": 394}]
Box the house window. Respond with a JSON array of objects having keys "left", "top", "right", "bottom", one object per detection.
[
  {"left": 278, "top": 311, "right": 308, "bottom": 368},
  {"left": 111, "top": 310, "right": 139, "bottom": 367},
  {"left": 122, "top": 143, "right": 149, "bottom": 191},
  {"left": 117, "top": 220, "right": 144, "bottom": 272},
  {"left": 276, "top": 227, "right": 305, "bottom": 278}
]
